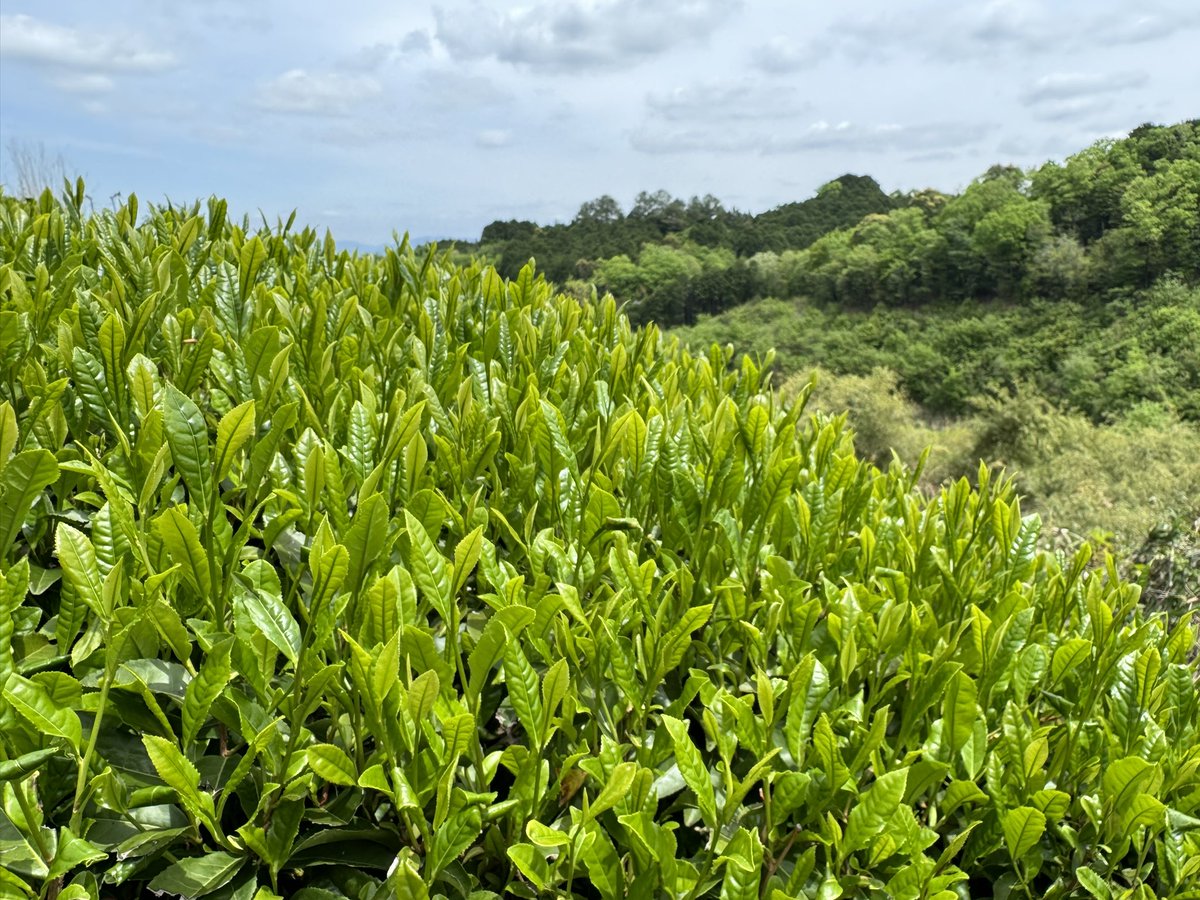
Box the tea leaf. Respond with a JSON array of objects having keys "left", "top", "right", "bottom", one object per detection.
[
  {"left": 182, "top": 637, "right": 234, "bottom": 747},
  {"left": 845, "top": 767, "right": 909, "bottom": 851},
  {"left": 452, "top": 525, "right": 484, "bottom": 597},
  {"left": 143, "top": 735, "right": 206, "bottom": 815},
  {"left": 55, "top": 523, "right": 104, "bottom": 631},
  {"left": 306, "top": 744, "right": 358, "bottom": 786},
  {"left": 526, "top": 819, "right": 570, "bottom": 848},
  {"left": 405, "top": 510, "right": 450, "bottom": 618},
  {"left": 238, "top": 236, "right": 268, "bottom": 303},
  {"left": 163, "top": 384, "right": 213, "bottom": 503},
  {"left": 389, "top": 855, "right": 429, "bottom": 900},
  {"left": 579, "top": 823, "right": 624, "bottom": 900},
  {"left": 147, "top": 850, "right": 244, "bottom": 897},
  {"left": 942, "top": 670, "right": 977, "bottom": 759},
  {"left": 215, "top": 399, "right": 256, "bottom": 482},
  {"left": 662, "top": 714, "right": 717, "bottom": 828},
  {"left": 503, "top": 638, "right": 543, "bottom": 749},
  {"left": 588, "top": 760, "right": 637, "bottom": 819},
  {"left": 156, "top": 506, "right": 213, "bottom": 602},
  {"left": 0, "top": 747, "right": 62, "bottom": 784},
  {"left": 507, "top": 842, "right": 551, "bottom": 891},
  {"left": 1002, "top": 806, "right": 1046, "bottom": 860},
  {"left": 344, "top": 492, "right": 389, "bottom": 595},
  {"left": 3, "top": 674, "right": 82, "bottom": 750},
  {"left": 0, "top": 449, "right": 58, "bottom": 553},
  {"left": 1102, "top": 757, "right": 1154, "bottom": 812},
  {"left": 427, "top": 805, "right": 482, "bottom": 877},
  {"left": 1075, "top": 866, "right": 1112, "bottom": 899},
  {"left": 235, "top": 567, "right": 301, "bottom": 664}
]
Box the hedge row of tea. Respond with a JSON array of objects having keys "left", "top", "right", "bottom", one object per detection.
[{"left": 0, "top": 188, "right": 1197, "bottom": 899}]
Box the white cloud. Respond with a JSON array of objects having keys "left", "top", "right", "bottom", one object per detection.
[
  {"left": 255, "top": 69, "right": 383, "bottom": 117},
  {"left": 751, "top": 36, "right": 828, "bottom": 74},
  {"left": 433, "top": 0, "right": 740, "bottom": 71},
  {"left": 631, "top": 119, "right": 992, "bottom": 156},
  {"left": 629, "top": 127, "right": 763, "bottom": 154},
  {"left": 1021, "top": 71, "right": 1149, "bottom": 104},
  {"left": 475, "top": 129, "right": 512, "bottom": 148},
  {"left": 344, "top": 31, "right": 433, "bottom": 71},
  {"left": 0, "top": 14, "right": 175, "bottom": 72},
  {"left": 401, "top": 30, "right": 433, "bottom": 54},
  {"left": 419, "top": 71, "right": 512, "bottom": 109},
  {"left": 765, "top": 1, "right": 1200, "bottom": 67},
  {"left": 1091, "top": 9, "right": 1200, "bottom": 44},
  {"left": 771, "top": 120, "right": 992, "bottom": 154},
  {"left": 1017, "top": 71, "right": 1150, "bottom": 124},
  {"left": 51, "top": 73, "right": 116, "bottom": 95},
  {"left": 646, "top": 80, "right": 810, "bottom": 122},
  {"left": 968, "top": 0, "right": 1050, "bottom": 51},
  {"left": 0, "top": 0, "right": 1193, "bottom": 241},
  {"left": 1027, "top": 96, "right": 1115, "bottom": 123}
]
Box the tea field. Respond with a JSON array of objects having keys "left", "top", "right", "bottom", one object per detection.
[{"left": 0, "top": 186, "right": 1197, "bottom": 898}]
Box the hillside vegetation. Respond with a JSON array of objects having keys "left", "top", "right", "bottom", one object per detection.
[
  {"left": 466, "top": 121, "right": 1198, "bottom": 330},
  {"left": 671, "top": 285, "right": 1200, "bottom": 553},
  {"left": 460, "top": 119, "right": 1200, "bottom": 620},
  {"left": 458, "top": 174, "right": 897, "bottom": 323},
  {"left": 657, "top": 123, "right": 1200, "bottom": 604},
  {"left": 1, "top": 186, "right": 1197, "bottom": 898}
]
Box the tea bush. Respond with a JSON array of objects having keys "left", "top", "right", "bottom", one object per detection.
[{"left": 0, "top": 186, "right": 1197, "bottom": 899}]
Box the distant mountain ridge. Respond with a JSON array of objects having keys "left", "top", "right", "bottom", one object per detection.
[
  {"left": 459, "top": 175, "right": 896, "bottom": 284},
  {"left": 457, "top": 120, "right": 1198, "bottom": 328}
]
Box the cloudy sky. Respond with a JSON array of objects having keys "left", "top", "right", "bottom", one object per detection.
[{"left": 1, "top": 1, "right": 1196, "bottom": 244}]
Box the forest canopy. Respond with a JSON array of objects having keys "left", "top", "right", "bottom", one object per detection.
[{"left": 461, "top": 120, "right": 1199, "bottom": 328}]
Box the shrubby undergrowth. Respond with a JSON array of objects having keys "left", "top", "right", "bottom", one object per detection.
[
  {"left": 673, "top": 279, "right": 1200, "bottom": 424},
  {"left": 791, "top": 369, "right": 1200, "bottom": 553},
  {"left": 0, "top": 187, "right": 1198, "bottom": 899}
]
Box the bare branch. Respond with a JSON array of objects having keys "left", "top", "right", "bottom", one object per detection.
[{"left": 3, "top": 139, "right": 75, "bottom": 198}]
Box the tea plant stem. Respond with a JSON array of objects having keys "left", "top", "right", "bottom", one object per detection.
[
  {"left": 70, "top": 626, "right": 124, "bottom": 834},
  {"left": 683, "top": 824, "right": 722, "bottom": 900},
  {"left": 12, "top": 778, "right": 52, "bottom": 870},
  {"left": 69, "top": 672, "right": 111, "bottom": 833}
]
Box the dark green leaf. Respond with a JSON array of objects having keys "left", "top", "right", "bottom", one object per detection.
[
  {"left": 146, "top": 851, "right": 244, "bottom": 898},
  {"left": 163, "top": 384, "right": 212, "bottom": 504}
]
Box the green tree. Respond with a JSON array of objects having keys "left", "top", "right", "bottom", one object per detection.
[
  {"left": 971, "top": 196, "right": 1052, "bottom": 297},
  {"left": 593, "top": 253, "right": 642, "bottom": 299},
  {"left": 1030, "top": 138, "right": 1143, "bottom": 242},
  {"left": 629, "top": 189, "right": 687, "bottom": 233},
  {"left": 574, "top": 195, "right": 624, "bottom": 225},
  {"left": 1028, "top": 234, "right": 1090, "bottom": 299},
  {"left": 1120, "top": 157, "right": 1200, "bottom": 280}
]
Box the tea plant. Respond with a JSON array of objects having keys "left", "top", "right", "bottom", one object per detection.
[{"left": 0, "top": 184, "right": 1197, "bottom": 899}]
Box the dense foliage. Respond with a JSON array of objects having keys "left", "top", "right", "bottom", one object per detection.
[
  {"left": 661, "top": 122, "right": 1200, "bottom": 570},
  {"left": 461, "top": 121, "right": 1198, "bottom": 329},
  {"left": 779, "top": 366, "right": 1200, "bottom": 558},
  {"left": 1, "top": 187, "right": 1199, "bottom": 900},
  {"left": 462, "top": 176, "right": 896, "bottom": 322},
  {"left": 789, "top": 121, "right": 1198, "bottom": 308},
  {"left": 671, "top": 287, "right": 1200, "bottom": 583},
  {"left": 672, "top": 279, "right": 1200, "bottom": 423}
]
